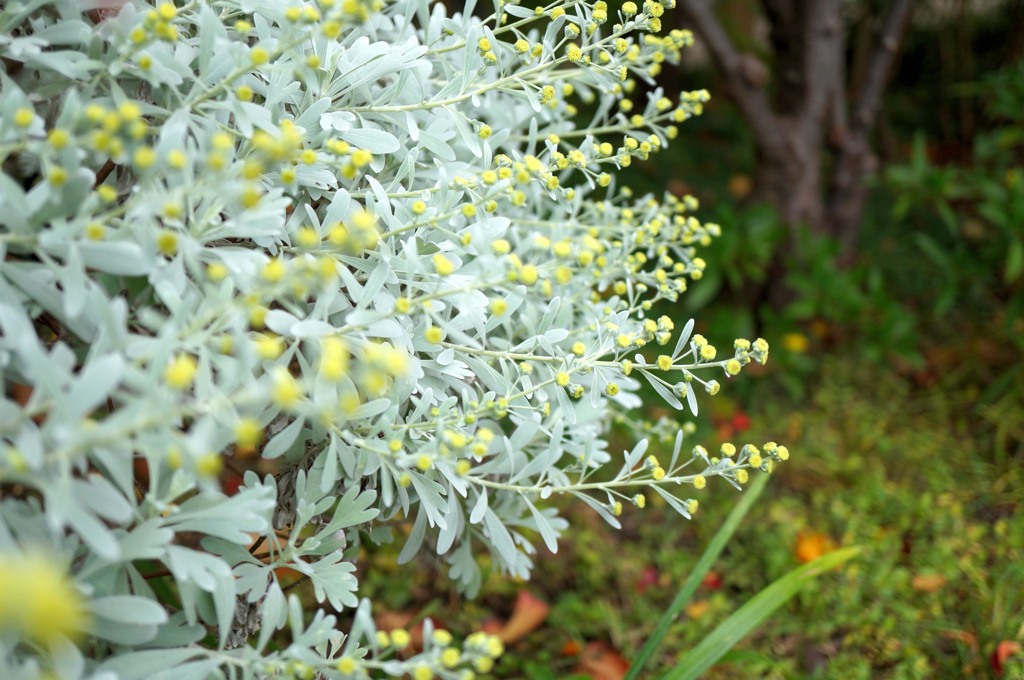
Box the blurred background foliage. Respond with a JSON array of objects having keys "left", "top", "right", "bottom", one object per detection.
[{"left": 352, "top": 1, "right": 1024, "bottom": 677}]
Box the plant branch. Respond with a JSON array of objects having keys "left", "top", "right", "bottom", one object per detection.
[
  {"left": 851, "top": 0, "right": 916, "bottom": 134},
  {"left": 678, "top": 0, "right": 783, "bottom": 157}
]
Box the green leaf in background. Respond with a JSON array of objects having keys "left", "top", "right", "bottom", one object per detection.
[
  {"left": 624, "top": 473, "right": 769, "bottom": 680},
  {"left": 1005, "top": 239, "right": 1023, "bottom": 283},
  {"left": 661, "top": 546, "right": 862, "bottom": 680}
]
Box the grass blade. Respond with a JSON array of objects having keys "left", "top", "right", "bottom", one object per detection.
[
  {"left": 661, "top": 546, "right": 862, "bottom": 680},
  {"left": 624, "top": 473, "right": 770, "bottom": 680}
]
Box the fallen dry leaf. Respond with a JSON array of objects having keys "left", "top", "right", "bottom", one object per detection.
[
  {"left": 795, "top": 531, "right": 835, "bottom": 564},
  {"left": 911, "top": 573, "right": 947, "bottom": 593},
  {"left": 576, "top": 641, "right": 629, "bottom": 680},
  {"left": 492, "top": 590, "right": 549, "bottom": 644},
  {"left": 685, "top": 600, "right": 711, "bottom": 620},
  {"left": 560, "top": 639, "right": 583, "bottom": 657}
]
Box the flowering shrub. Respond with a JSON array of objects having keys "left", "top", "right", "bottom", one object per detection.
[{"left": 0, "top": 0, "right": 787, "bottom": 677}]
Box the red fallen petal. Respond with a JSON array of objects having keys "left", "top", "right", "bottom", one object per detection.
[
  {"left": 223, "top": 475, "right": 243, "bottom": 496},
  {"left": 992, "top": 640, "right": 1022, "bottom": 675},
  {"left": 495, "top": 590, "right": 549, "bottom": 644},
  {"left": 576, "top": 642, "right": 630, "bottom": 680},
  {"left": 636, "top": 566, "right": 659, "bottom": 593},
  {"left": 701, "top": 571, "right": 723, "bottom": 590},
  {"left": 560, "top": 639, "right": 583, "bottom": 657}
]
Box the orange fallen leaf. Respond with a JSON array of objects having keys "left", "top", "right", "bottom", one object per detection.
[
  {"left": 685, "top": 600, "right": 711, "bottom": 620},
  {"left": 493, "top": 590, "right": 549, "bottom": 644},
  {"left": 911, "top": 573, "right": 947, "bottom": 593},
  {"left": 481, "top": 618, "right": 503, "bottom": 636},
  {"left": 576, "top": 641, "right": 629, "bottom": 680},
  {"left": 795, "top": 531, "right": 835, "bottom": 564},
  {"left": 560, "top": 639, "right": 583, "bottom": 657}
]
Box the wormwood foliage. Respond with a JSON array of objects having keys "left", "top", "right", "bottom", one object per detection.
[{"left": 0, "top": 0, "right": 786, "bottom": 677}]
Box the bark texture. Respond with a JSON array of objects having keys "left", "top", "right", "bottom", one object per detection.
[{"left": 679, "top": 0, "right": 917, "bottom": 263}]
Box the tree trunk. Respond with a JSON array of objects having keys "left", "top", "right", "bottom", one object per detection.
[
  {"left": 679, "top": 0, "right": 916, "bottom": 265},
  {"left": 752, "top": 120, "right": 823, "bottom": 232}
]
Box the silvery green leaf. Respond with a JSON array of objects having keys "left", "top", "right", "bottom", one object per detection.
[
  {"left": 73, "top": 475, "right": 132, "bottom": 523},
  {"left": 397, "top": 507, "right": 428, "bottom": 565},
  {"left": 673, "top": 318, "right": 696, "bottom": 358},
  {"left": 510, "top": 421, "right": 564, "bottom": 485},
  {"left": 447, "top": 541, "right": 482, "bottom": 598},
  {"left": 97, "top": 650, "right": 206, "bottom": 680},
  {"left": 339, "top": 127, "right": 401, "bottom": 154},
  {"left": 59, "top": 353, "right": 124, "bottom": 423},
  {"left": 463, "top": 357, "right": 506, "bottom": 393},
  {"left": 553, "top": 381, "right": 577, "bottom": 425},
  {"left": 686, "top": 381, "right": 699, "bottom": 415},
  {"left": 503, "top": 4, "right": 536, "bottom": 18},
  {"left": 537, "top": 297, "right": 561, "bottom": 334},
  {"left": 140, "top": 612, "right": 206, "bottom": 648},
  {"left": 320, "top": 110, "right": 356, "bottom": 132},
  {"left": 294, "top": 96, "right": 332, "bottom": 133},
  {"left": 264, "top": 309, "right": 301, "bottom": 335},
  {"left": 3, "top": 262, "right": 97, "bottom": 340},
  {"left": 261, "top": 417, "right": 305, "bottom": 459},
  {"left": 77, "top": 241, "right": 150, "bottom": 276},
  {"left": 165, "top": 487, "right": 274, "bottom": 543},
  {"left": 148, "top": 660, "right": 222, "bottom": 680},
  {"left": 436, "top": 490, "right": 463, "bottom": 554},
  {"left": 66, "top": 504, "right": 120, "bottom": 561},
  {"left": 61, "top": 242, "right": 87, "bottom": 318},
  {"left": 639, "top": 369, "right": 684, "bottom": 410},
  {"left": 320, "top": 486, "right": 378, "bottom": 534},
  {"left": 49, "top": 638, "right": 84, "bottom": 680},
  {"left": 114, "top": 520, "right": 174, "bottom": 564},
  {"left": 418, "top": 128, "right": 456, "bottom": 161},
  {"left": 469, "top": 488, "right": 488, "bottom": 525},
  {"left": 668, "top": 429, "right": 685, "bottom": 471},
  {"left": 288, "top": 319, "right": 336, "bottom": 338},
  {"left": 409, "top": 474, "right": 448, "bottom": 530},
  {"left": 651, "top": 485, "right": 693, "bottom": 520},
  {"left": 297, "top": 553, "right": 359, "bottom": 611},
  {"left": 570, "top": 490, "right": 621, "bottom": 529},
  {"left": 213, "top": 568, "right": 236, "bottom": 649},
  {"left": 91, "top": 596, "right": 169, "bottom": 626},
  {"left": 90, "top": 620, "right": 161, "bottom": 647},
  {"left": 482, "top": 507, "right": 517, "bottom": 565},
  {"left": 524, "top": 497, "right": 559, "bottom": 553},
  {"left": 256, "top": 581, "right": 286, "bottom": 652}
]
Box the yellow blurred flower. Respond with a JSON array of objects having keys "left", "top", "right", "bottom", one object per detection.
[
  {"left": 781, "top": 332, "right": 809, "bottom": 354},
  {"left": 0, "top": 551, "right": 90, "bottom": 645}
]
